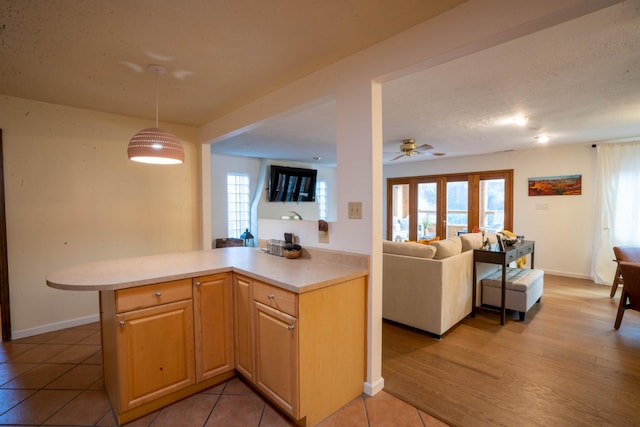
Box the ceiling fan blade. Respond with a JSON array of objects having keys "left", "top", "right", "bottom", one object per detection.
[
  {"left": 391, "top": 153, "right": 406, "bottom": 161},
  {"left": 416, "top": 143, "right": 434, "bottom": 151}
]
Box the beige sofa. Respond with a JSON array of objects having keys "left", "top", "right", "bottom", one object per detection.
[{"left": 382, "top": 233, "right": 500, "bottom": 338}]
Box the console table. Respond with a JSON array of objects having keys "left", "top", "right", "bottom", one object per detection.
[{"left": 472, "top": 240, "right": 535, "bottom": 324}]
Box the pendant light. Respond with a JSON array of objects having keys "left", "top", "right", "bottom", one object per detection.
[{"left": 127, "top": 64, "right": 184, "bottom": 164}]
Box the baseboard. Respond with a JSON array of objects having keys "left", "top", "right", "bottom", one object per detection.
[
  {"left": 363, "top": 376, "right": 385, "bottom": 397},
  {"left": 11, "top": 314, "right": 100, "bottom": 340}
]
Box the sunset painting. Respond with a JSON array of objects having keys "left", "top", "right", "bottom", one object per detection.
[{"left": 528, "top": 174, "right": 582, "bottom": 196}]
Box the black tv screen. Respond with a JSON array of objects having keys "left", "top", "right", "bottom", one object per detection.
[{"left": 268, "top": 165, "right": 317, "bottom": 202}]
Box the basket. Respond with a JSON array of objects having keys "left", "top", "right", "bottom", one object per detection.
[
  {"left": 283, "top": 249, "right": 302, "bottom": 259},
  {"left": 503, "top": 237, "right": 518, "bottom": 246}
]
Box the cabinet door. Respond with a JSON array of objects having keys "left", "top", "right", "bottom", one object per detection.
[
  {"left": 234, "top": 275, "right": 254, "bottom": 381},
  {"left": 116, "top": 299, "right": 195, "bottom": 411},
  {"left": 193, "top": 273, "right": 234, "bottom": 382},
  {"left": 254, "top": 301, "right": 299, "bottom": 417}
]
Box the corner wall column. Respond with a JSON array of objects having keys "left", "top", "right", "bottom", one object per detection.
[{"left": 335, "top": 79, "right": 384, "bottom": 395}]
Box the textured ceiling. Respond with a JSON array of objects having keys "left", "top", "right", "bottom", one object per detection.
[
  {"left": 1, "top": 1, "right": 639, "bottom": 166},
  {"left": 0, "top": 0, "right": 465, "bottom": 126},
  {"left": 212, "top": 1, "right": 640, "bottom": 165}
]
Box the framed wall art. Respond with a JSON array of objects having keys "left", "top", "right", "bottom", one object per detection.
[{"left": 528, "top": 174, "right": 582, "bottom": 196}]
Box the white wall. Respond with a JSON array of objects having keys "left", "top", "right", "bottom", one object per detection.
[
  {"left": 384, "top": 142, "right": 596, "bottom": 279},
  {"left": 0, "top": 96, "right": 200, "bottom": 338},
  {"left": 210, "top": 153, "right": 338, "bottom": 246},
  {"left": 257, "top": 162, "right": 337, "bottom": 222}
]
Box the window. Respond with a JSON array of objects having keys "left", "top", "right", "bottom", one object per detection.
[
  {"left": 387, "top": 170, "right": 513, "bottom": 241},
  {"left": 227, "top": 173, "right": 250, "bottom": 238},
  {"left": 316, "top": 181, "right": 327, "bottom": 220}
]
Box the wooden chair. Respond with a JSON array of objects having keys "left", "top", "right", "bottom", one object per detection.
[
  {"left": 610, "top": 247, "right": 640, "bottom": 297},
  {"left": 614, "top": 261, "right": 640, "bottom": 329}
]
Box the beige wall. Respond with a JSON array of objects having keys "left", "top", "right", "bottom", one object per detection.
[{"left": 0, "top": 96, "right": 201, "bottom": 338}]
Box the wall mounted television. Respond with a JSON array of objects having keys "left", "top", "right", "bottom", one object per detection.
[{"left": 268, "top": 165, "right": 317, "bottom": 202}]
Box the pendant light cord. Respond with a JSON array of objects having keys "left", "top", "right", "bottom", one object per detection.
[{"left": 155, "top": 68, "right": 159, "bottom": 128}]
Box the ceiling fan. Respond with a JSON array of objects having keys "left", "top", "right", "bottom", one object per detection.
[{"left": 388, "top": 139, "right": 444, "bottom": 161}]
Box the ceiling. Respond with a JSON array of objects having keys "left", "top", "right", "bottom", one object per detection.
[
  {"left": 2, "top": 1, "right": 639, "bottom": 166},
  {"left": 213, "top": 0, "right": 640, "bottom": 165},
  {"left": 0, "top": 0, "right": 465, "bottom": 125}
]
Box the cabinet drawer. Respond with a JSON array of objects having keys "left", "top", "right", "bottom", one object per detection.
[
  {"left": 116, "top": 279, "right": 192, "bottom": 313},
  {"left": 516, "top": 247, "right": 530, "bottom": 258},
  {"left": 505, "top": 251, "right": 517, "bottom": 264},
  {"left": 253, "top": 281, "right": 297, "bottom": 317}
]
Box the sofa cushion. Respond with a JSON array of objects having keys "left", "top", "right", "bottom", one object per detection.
[
  {"left": 460, "top": 232, "right": 484, "bottom": 252},
  {"left": 383, "top": 240, "right": 436, "bottom": 259},
  {"left": 429, "top": 236, "right": 462, "bottom": 260}
]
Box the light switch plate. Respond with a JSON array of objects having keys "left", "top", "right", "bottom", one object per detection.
[{"left": 348, "top": 202, "right": 362, "bottom": 219}]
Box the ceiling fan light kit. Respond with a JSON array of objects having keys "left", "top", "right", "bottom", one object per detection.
[
  {"left": 390, "top": 138, "right": 442, "bottom": 161},
  {"left": 127, "top": 64, "right": 185, "bottom": 165}
]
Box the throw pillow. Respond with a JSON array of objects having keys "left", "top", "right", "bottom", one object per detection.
[
  {"left": 383, "top": 240, "right": 436, "bottom": 259},
  {"left": 429, "top": 236, "right": 462, "bottom": 259},
  {"left": 460, "top": 232, "right": 483, "bottom": 252}
]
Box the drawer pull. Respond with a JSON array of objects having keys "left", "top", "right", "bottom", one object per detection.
[
  {"left": 119, "top": 321, "right": 125, "bottom": 327},
  {"left": 267, "top": 294, "right": 275, "bottom": 300},
  {"left": 154, "top": 291, "right": 162, "bottom": 297},
  {"left": 194, "top": 282, "right": 201, "bottom": 287},
  {"left": 288, "top": 324, "right": 295, "bottom": 331}
]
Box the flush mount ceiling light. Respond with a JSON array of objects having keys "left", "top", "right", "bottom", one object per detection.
[
  {"left": 509, "top": 115, "right": 529, "bottom": 126},
  {"left": 496, "top": 115, "right": 529, "bottom": 126},
  {"left": 536, "top": 135, "right": 550, "bottom": 143},
  {"left": 127, "top": 64, "right": 184, "bottom": 164}
]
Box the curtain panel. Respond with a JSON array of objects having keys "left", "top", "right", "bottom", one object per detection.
[{"left": 592, "top": 141, "right": 640, "bottom": 284}]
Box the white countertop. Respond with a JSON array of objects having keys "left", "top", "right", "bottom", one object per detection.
[{"left": 46, "top": 247, "right": 369, "bottom": 294}]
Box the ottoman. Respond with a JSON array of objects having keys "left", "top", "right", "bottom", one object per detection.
[{"left": 481, "top": 268, "right": 544, "bottom": 321}]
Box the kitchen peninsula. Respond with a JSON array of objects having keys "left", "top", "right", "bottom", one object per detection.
[{"left": 47, "top": 246, "right": 369, "bottom": 426}]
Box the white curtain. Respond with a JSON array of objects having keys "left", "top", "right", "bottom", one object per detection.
[{"left": 592, "top": 141, "right": 640, "bottom": 284}]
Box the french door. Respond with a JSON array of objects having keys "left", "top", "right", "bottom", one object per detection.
[{"left": 387, "top": 170, "right": 513, "bottom": 242}]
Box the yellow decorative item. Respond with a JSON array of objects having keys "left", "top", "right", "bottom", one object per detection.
[
  {"left": 502, "top": 230, "right": 517, "bottom": 238},
  {"left": 405, "top": 237, "right": 439, "bottom": 245},
  {"left": 502, "top": 229, "right": 527, "bottom": 268}
]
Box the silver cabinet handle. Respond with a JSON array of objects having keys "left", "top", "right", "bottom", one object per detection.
[
  {"left": 194, "top": 282, "right": 201, "bottom": 287},
  {"left": 268, "top": 294, "right": 275, "bottom": 299},
  {"left": 119, "top": 321, "right": 125, "bottom": 327},
  {"left": 288, "top": 325, "right": 295, "bottom": 330},
  {"left": 154, "top": 291, "right": 161, "bottom": 297}
]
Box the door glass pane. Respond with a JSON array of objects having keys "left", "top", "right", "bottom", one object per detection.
[
  {"left": 480, "top": 179, "right": 505, "bottom": 232},
  {"left": 391, "top": 184, "right": 410, "bottom": 241},
  {"left": 446, "top": 181, "right": 468, "bottom": 237},
  {"left": 417, "top": 182, "right": 437, "bottom": 239}
]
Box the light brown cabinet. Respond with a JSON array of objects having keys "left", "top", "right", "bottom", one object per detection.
[
  {"left": 235, "top": 275, "right": 366, "bottom": 426},
  {"left": 100, "top": 270, "right": 365, "bottom": 426},
  {"left": 102, "top": 279, "right": 195, "bottom": 415},
  {"left": 193, "top": 273, "right": 234, "bottom": 381},
  {"left": 233, "top": 274, "right": 254, "bottom": 381},
  {"left": 100, "top": 276, "right": 235, "bottom": 424},
  {"left": 254, "top": 300, "right": 299, "bottom": 416},
  {"left": 115, "top": 299, "right": 195, "bottom": 411}
]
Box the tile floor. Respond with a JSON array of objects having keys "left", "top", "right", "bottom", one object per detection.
[{"left": 0, "top": 322, "right": 448, "bottom": 426}]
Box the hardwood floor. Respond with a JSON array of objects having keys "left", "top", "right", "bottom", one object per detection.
[{"left": 382, "top": 274, "right": 640, "bottom": 427}]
